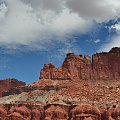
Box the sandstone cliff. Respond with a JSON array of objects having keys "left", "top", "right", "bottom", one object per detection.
[{"left": 40, "top": 47, "right": 120, "bottom": 80}]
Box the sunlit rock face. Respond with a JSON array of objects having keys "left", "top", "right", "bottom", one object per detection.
[
  {"left": 92, "top": 47, "right": 120, "bottom": 80},
  {"left": 40, "top": 47, "right": 120, "bottom": 80}
]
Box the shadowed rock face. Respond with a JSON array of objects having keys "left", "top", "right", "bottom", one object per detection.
[
  {"left": 40, "top": 47, "right": 120, "bottom": 80},
  {"left": 0, "top": 78, "right": 26, "bottom": 97},
  {"left": 110, "top": 107, "right": 120, "bottom": 120},
  {"left": 100, "top": 109, "right": 109, "bottom": 120}
]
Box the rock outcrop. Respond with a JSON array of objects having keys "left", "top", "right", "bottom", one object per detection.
[
  {"left": 40, "top": 47, "right": 120, "bottom": 80},
  {"left": 0, "top": 105, "right": 7, "bottom": 120},
  {"left": 70, "top": 105, "right": 101, "bottom": 120},
  {"left": 0, "top": 78, "right": 26, "bottom": 97},
  {"left": 1, "top": 103, "right": 120, "bottom": 120},
  {"left": 0, "top": 103, "right": 44, "bottom": 120},
  {"left": 45, "top": 104, "right": 69, "bottom": 119}
]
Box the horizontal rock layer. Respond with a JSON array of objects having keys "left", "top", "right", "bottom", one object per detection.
[
  {"left": 40, "top": 47, "right": 120, "bottom": 80},
  {"left": 0, "top": 103, "right": 120, "bottom": 120}
]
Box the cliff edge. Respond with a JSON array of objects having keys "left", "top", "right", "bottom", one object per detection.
[{"left": 40, "top": 47, "right": 120, "bottom": 80}]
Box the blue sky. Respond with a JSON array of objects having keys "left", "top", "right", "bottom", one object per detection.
[{"left": 0, "top": 0, "right": 120, "bottom": 84}]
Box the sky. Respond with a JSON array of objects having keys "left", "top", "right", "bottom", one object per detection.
[{"left": 0, "top": 0, "right": 120, "bottom": 84}]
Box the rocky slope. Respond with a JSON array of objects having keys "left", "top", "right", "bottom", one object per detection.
[
  {"left": 0, "top": 47, "right": 120, "bottom": 120},
  {"left": 0, "top": 78, "right": 120, "bottom": 119},
  {"left": 40, "top": 47, "right": 120, "bottom": 80}
]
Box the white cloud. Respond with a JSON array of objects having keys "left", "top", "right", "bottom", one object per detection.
[
  {"left": 99, "top": 22, "right": 120, "bottom": 52},
  {"left": 0, "top": 2, "right": 8, "bottom": 19},
  {"left": 94, "top": 39, "right": 101, "bottom": 43},
  {"left": 110, "top": 23, "right": 120, "bottom": 32},
  {"left": 0, "top": 0, "right": 120, "bottom": 52},
  {"left": 0, "top": 0, "right": 93, "bottom": 52},
  {"left": 99, "top": 36, "right": 120, "bottom": 52}
]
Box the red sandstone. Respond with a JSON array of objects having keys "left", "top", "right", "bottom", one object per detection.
[{"left": 40, "top": 47, "right": 120, "bottom": 80}]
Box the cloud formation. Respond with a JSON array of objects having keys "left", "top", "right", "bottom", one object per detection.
[
  {"left": 94, "top": 39, "right": 101, "bottom": 44},
  {"left": 0, "top": 0, "right": 92, "bottom": 51},
  {"left": 99, "top": 36, "right": 120, "bottom": 52},
  {"left": 66, "top": 0, "right": 120, "bottom": 22},
  {"left": 99, "top": 23, "right": 120, "bottom": 52},
  {"left": 0, "top": 0, "right": 120, "bottom": 52}
]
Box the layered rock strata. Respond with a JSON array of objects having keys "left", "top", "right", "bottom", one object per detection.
[
  {"left": 40, "top": 47, "right": 120, "bottom": 80},
  {"left": 0, "top": 103, "right": 120, "bottom": 120}
]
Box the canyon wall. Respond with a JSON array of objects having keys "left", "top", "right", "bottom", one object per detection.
[{"left": 40, "top": 47, "right": 120, "bottom": 80}]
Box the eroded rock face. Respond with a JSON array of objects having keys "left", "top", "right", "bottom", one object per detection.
[
  {"left": 0, "top": 78, "right": 26, "bottom": 97},
  {"left": 45, "top": 104, "right": 69, "bottom": 120},
  {"left": 0, "top": 103, "right": 120, "bottom": 120},
  {"left": 110, "top": 107, "right": 120, "bottom": 120},
  {"left": 100, "top": 109, "right": 109, "bottom": 120},
  {"left": 70, "top": 105, "right": 101, "bottom": 120},
  {"left": 0, "top": 105, "right": 7, "bottom": 120},
  {"left": 0, "top": 104, "right": 68, "bottom": 120},
  {"left": 0, "top": 103, "right": 44, "bottom": 120},
  {"left": 31, "top": 105, "right": 44, "bottom": 120},
  {"left": 6, "top": 112, "right": 24, "bottom": 120},
  {"left": 40, "top": 47, "right": 120, "bottom": 80},
  {"left": 92, "top": 47, "right": 120, "bottom": 80}
]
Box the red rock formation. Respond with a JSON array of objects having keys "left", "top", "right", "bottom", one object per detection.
[
  {"left": 0, "top": 105, "right": 7, "bottom": 120},
  {"left": 100, "top": 109, "right": 109, "bottom": 120},
  {"left": 45, "top": 104, "right": 69, "bottom": 120},
  {"left": 110, "top": 107, "right": 120, "bottom": 120},
  {"left": 0, "top": 78, "right": 26, "bottom": 97},
  {"left": 31, "top": 108, "right": 43, "bottom": 120},
  {"left": 70, "top": 105, "right": 101, "bottom": 120},
  {"left": 40, "top": 47, "right": 120, "bottom": 80},
  {"left": 6, "top": 112, "right": 24, "bottom": 120},
  {"left": 0, "top": 103, "right": 120, "bottom": 120},
  {"left": 14, "top": 106, "right": 31, "bottom": 120},
  {"left": 92, "top": 47, "right": 120, "bottom": 80},
  {"left": 31, "top": 104, "right": 44, "bottom": 120},
  {"left": 0, "top": 103, "right": 45, "bottom": 120}
]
